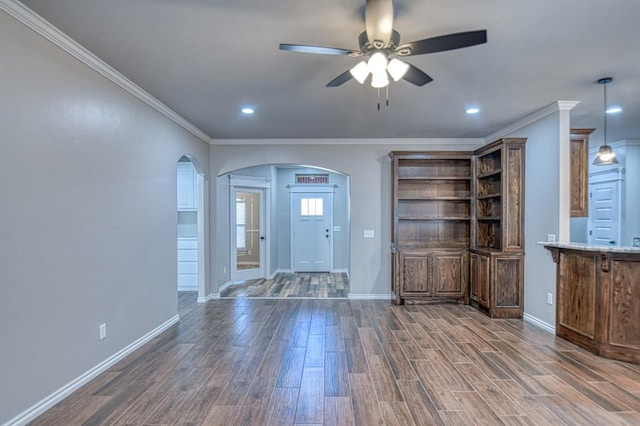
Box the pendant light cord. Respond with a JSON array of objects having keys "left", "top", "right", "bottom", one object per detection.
[{"left": 603, "top": 80, "right": 608, "bottom": 148}]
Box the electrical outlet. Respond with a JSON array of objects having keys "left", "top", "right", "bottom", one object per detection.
[
  {"left": 547, "top": 293, "right": 553, "bottom": 305},
  {"left": 363, "top": 229, "right": 374, "bottom": 238},
  {"left": 99, "top": 323, "right": 107, "bottom": 340},
  {"left": 547, "top": 234, "right": 556, "bottom": 243},
  {"left": 633, "top": 237, "right": 640, "bottom": 247}
]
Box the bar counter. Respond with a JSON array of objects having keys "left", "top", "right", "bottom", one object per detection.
[{"left": 542, "top": 242, "right": 640, "bottom": 363}]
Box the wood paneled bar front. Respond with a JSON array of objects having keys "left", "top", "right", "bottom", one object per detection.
[{"left": 543, "top": 242, "right": 640, "bottom": 363}]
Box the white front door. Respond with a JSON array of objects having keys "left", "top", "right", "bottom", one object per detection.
[
  {"left": 291, "top": 191, "right": 333, "bottom": 272},
  {"left": 232, "top": 187, "right": 266, "bottom": 280},
  {"left": 588, "top": 180, "right": 620, "bottom": 246}
]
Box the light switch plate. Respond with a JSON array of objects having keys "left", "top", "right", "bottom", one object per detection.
[
  {"left": 547, "top": 234, "right": 556, "bottom": 243},
  {"left": 363, "top": 230, "right": 374, "bottom": 238},
  {"left": 634, "top": 237, "right": 640, "bottom": 247}
]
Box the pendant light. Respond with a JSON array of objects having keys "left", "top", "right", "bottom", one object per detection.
[{"left": 593, "top": 77, "right": 619, "bottom": 166}]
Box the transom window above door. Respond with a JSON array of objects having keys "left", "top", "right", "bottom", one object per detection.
[{"left": 300, "top": 198, "right": 324, "bottom": 216}]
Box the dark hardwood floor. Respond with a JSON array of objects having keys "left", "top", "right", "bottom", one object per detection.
[
  {"left": 221, "top": 273, "right": 349, "bottom": 298},
  {"left": 30, "top": 296, "right": 640, "bottom": 425}
]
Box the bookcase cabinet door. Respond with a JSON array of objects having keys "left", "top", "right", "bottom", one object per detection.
[
  {"left": 470, "top": 252, "right": 490, "bottom": 309},
  {"left": 398, "top": 252, "right": 432, "bottom": 296},
  {"left": 432, "top": 252, "right": 468, "bottom": 298}
]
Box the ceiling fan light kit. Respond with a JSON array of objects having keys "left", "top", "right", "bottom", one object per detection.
[
  {"left": 349, "top": 61, "right": 370, "bottom": 84},
  {"left": 279, "top": 0, "right": 488, "bottom": 98},
  {"left": 593, "top": 77, "right": 619, "bottom": 166}
]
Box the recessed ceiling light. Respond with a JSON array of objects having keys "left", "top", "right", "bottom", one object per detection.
[
  {"left": 466, "top": 107, "right": 480, "bottom": 114},
  {"left": 241, "top": 107, "right": 255, "bottom": 115},
  {"left": 606, "top": 106, "right": 622, "bottom": 114}
]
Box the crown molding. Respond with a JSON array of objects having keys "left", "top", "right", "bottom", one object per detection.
[
  {"left": 211, "top": 138, "right": 486, "bottom": 149},
  {"left": 484, "top": 100, "right": 580, "bottom": 143},
  {"left": 0, "top": 0, "right": 211, "bottom": 143}
]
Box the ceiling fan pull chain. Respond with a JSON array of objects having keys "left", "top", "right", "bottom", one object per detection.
[
  {"left": 377, "top": 88, "right": 381, "bottom": 110},
  {"left": 386, "top": 86, "right": 389, "bottom": 107}
]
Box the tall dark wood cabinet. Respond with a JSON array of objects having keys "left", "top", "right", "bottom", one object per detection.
[
  {"left": 570, "top": 129, "right": 594, "bottom": 217},
  {"left": 390, "top": 152, "right": 472, "bottom": 304},
  {"left": 470, "top": 138, "right": 526, "bottom": 317},
  {"left": 391, "top": 138, "right": 526, "bottom": 318}
]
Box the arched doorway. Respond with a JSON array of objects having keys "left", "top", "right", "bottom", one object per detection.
[{"left": 218, "top": 164, "right": 351, "bottom": 298}]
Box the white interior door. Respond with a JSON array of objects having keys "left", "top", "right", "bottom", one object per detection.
[
  {"left": 589, "top": 180, "right": 620, "bottom": 246},
  {"left": 232, "top": 187, "right": 266, "bottom": 280},
  {"left": 291, "top": 190, "right": 333, "bottom": 272}
]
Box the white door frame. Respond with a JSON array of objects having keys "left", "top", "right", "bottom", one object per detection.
[
  {"left": 229, "top": 175, "right": 271, "bottom": 281},
  {"left": 289, "top": 185, "right": 336, "bottom": 272}
]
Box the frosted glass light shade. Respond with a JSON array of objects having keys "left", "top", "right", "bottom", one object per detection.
[
  {"left": 368, "top": 52, "right": 388, "bottom": 75},
  {"left": 593, "top": 145, "right": 619, "bottom": 165},
  {"left": 349, "top": 61, "right": 369, "bottom": 84},
  {"left": 387, "top": 58, "right": 409, "bottom": 81},
  {"left": 371, "top": 72, "right": 389, "bottom": 88}
]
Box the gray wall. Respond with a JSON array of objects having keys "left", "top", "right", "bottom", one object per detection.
[
  {"left": 508, "top": 112, "right": 563, "bottom": 326},
  {"left": 208, "top": 141, "right": 484, "bottom": 297},
  {"left": 0, "top": 11, "right": 209, "bottom": 424}
]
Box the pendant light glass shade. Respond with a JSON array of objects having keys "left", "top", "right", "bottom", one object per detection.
[
  {"left": 593, "top": 77, "right": 619, "bottom": 166},
  {"left": 593, "top": 145, "right": 618, "bottom": 165}
]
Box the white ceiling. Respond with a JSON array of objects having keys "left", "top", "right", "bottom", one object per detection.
[{"left": 19, "top": 0, "right": 640, "bottom": 144}]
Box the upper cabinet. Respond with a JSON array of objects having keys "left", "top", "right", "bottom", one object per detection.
[
  {"left": 177, "top": 162, "right": 197, "bottom": 210},
  {"left": 570, "top": 129, "right": 594, "bottom": 217}
]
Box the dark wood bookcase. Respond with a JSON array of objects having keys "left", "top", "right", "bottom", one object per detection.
[
  {"left": 390, "top": 152, "right": 472, "bottom": 304},
  {"left": 391, "top": 138, "right": 526, "bottom": 317}
]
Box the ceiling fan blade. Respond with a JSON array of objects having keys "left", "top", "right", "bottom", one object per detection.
[
  {"left": 397, "top": 30, "right": 487, "bottom": 56},
  {"left": 365, "top": 0, "right": 394, "bottom": 48},
  {"left": 279, "top": 44, "right": 354, "bottom": 56},
  {"left": 326, "top": 70, "right": 354, "bottom": 87},
  {"left": 402, "top": 64, "right": 433, "bottom": 87}
]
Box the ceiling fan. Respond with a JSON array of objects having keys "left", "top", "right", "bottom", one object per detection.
[{"left": 279, "top": 0, "right": 487, "bottom": 89}]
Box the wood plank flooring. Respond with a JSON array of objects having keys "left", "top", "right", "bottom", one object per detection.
[
  {"left": 221, "top": 273, "right": 349, "bottom": 298},
  {"left": 30, "top": 296, "right": 640, "bottom": 425}
]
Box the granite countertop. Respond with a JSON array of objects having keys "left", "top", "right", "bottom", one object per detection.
[{"left": 538, "top": 241, "right": 640, "bottom": 254}]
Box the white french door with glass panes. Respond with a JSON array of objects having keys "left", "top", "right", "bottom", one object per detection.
[
  {"left": 290, "top": 187, "right": 334, "bottom": 272},
  {"left": 231, "top": 184, "right": 268, "bottom": 281}
]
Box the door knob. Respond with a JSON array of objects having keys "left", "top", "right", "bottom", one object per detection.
[
  {"left": 260, "top": 236, "right": 265, "bottom": 240},
  {"left": 609, "top": 240, "right": 615, "bottom": 244}
]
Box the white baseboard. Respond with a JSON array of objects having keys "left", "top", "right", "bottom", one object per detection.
[
  {"left": 523, "top": 313, "right": 555, "bottom": 334},
  {"left": 197, "top": 293, "right": 219, "bottom": 303},
  {"left": 332, "top": 268, "right": 350, "bottom": 277},
  {"left": 348, "top": 293, "right": 393, "bottom": 300},
  {"left": 218, "top": 281, "right": 233, "bottom": 292},
  {"left": 196, "top": 281, "right": 232, "bottom": 303},
  {"left": 177, "top": 285, "right": 197, "bottom": 292},
  {"left": 4, "top": 314, "right": 180, "bottom": 426}
]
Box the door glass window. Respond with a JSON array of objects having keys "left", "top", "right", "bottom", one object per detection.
[
  {"left": 236, "top": 191, "right": 260, "bottom": 271},
  {"left": 301, "top": 198, "right": 324, "bottom": 217},
  {"left": 236, "top": 199, "right": 246, "bottom": 249}
]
